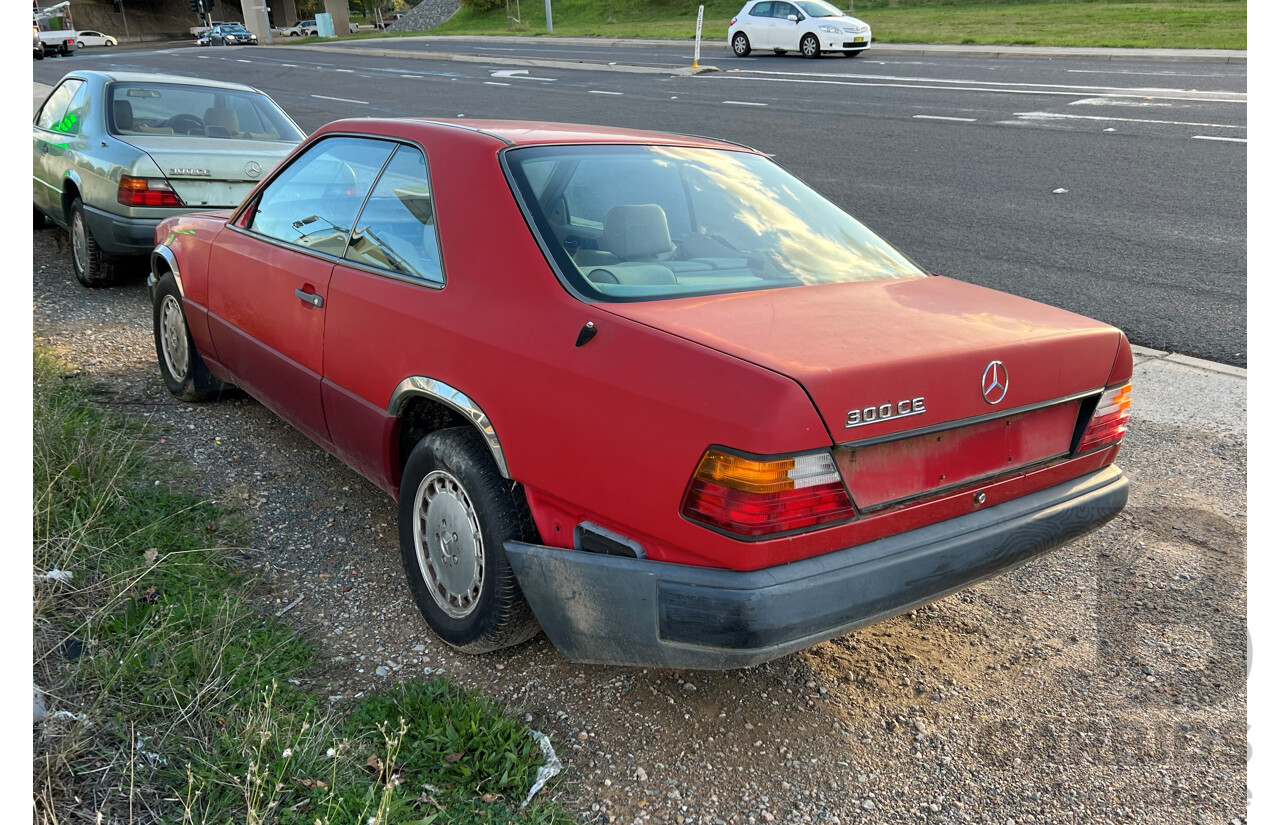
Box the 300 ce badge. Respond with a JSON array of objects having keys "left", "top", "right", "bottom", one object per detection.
[{"left": 845, "top": 397, "right": 926, "bottom": 429}]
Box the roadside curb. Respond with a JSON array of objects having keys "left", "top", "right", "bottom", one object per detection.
[
  {"left": 1131, "top": 345, "right": 1245, "bottom": 378},
  {"left": 303, "top": 34, "right": 1246, "bottom": 65},
  {"left": 301, "top": 44, "right": 715, "bottom": 75}
]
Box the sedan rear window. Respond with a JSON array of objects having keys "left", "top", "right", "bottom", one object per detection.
[
  {"left": 505, "top": 145, "right": 925, "bottom": 301},
  {"left": 107, "top": 82, "right": 304, "bottom": 142}
]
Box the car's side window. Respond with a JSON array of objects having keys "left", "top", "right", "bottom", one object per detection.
[
  {"left": 774, "top": 2, "right": 800, "bottom": 18},
  {"left": 59, "top": 82, "right": 92, "bottom": 137},
  {"left": 345, "top": 144, "right": 444, "bottom": 284},
  {"left": 749, "top": 2, "right": 774, "bottom": 17},
  {"left": 35, "top": 80, "right": 84, "bottom": 132},
  {"left": 248, "top": 136, "right": 394, "bottom": 257}
]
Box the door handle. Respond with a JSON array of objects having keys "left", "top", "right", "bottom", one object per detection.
[{"left": 295, "top": 288, "right": 323, "bottom": 308}]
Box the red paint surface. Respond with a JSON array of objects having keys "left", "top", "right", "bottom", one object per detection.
[{"left": 156, "top": 118, "right": 1131, "bottom": 573}]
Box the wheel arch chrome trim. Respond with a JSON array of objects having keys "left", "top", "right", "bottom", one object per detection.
[
  {"left": 388, "top": 376, "right": 510, "bottom": 478},
  {"left": 151, "top": 244, "right": 182, "bottom": 293}
]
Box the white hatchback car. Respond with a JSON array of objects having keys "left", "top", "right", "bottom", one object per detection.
[
  {"left": 75, "top": 30, "right": 118, "bottom": 48},
  {"left": 728, "top": 0, "right": 872, "bottom": 58}
]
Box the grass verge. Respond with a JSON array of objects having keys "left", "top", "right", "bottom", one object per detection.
[
  {"left": 32, "top": 347, "right": 573, "bottom": 825},
  {"left": 321, "top": 0, "right": 1243, "bottom": 50}
]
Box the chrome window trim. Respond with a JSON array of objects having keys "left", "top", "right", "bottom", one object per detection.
[
  {"left": 836, "top": 387, "right": 1102, "bottom": 449},
  {"left": 388, "top": 377, "right": 509, "bottom": 478}
]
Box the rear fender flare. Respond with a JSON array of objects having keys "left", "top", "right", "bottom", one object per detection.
[{"left": 388, "top": 376, "right": 509, "bottom": 478}]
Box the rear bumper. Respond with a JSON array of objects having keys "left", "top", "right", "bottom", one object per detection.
[
  {"left": 82, "top": 205, "right": 159, "bottom": 256},
  {"left": 506, "top": 465, "right": 1128, "bottom": 669}
]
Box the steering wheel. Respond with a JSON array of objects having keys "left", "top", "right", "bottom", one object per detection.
[{"left": 162, "top": 113, "right": 204, "bottom": 134}]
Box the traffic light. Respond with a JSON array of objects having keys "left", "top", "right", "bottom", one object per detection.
[
  {"left": 113, "top": 0, "right": 122, "bottom": 12},
  {"left": 188, "top": 0, "right": 198, "bottom": 10}
]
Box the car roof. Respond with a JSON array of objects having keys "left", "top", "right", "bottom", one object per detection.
[
  {"left": 323, "top": 118, "right": 756, "bottom": 152},
  {"left": 68, "top": 70, "right": 264, "bottom": 94}
]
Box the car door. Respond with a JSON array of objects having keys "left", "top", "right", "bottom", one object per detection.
[
  {"left": 32, "top": 78, "right": 86, "bottom": 220},
  {"left": 321, "top": 142, "right": 447, "bottom": 488},
  {"left": 206, "top": 135, "right": 395, "bottom": 445},
  {"left": 773, "top": 1, "right": 803, "bottom": 49},
  {"left": 744, "top": 1, "right": 778, "bottom": 48}
]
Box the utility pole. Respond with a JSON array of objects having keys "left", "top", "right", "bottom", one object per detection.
[
  {"left": 544, "top": 0, "right": 551, "bottom": 33},
  {"left": 118, "top": 0, "right": 129, "bottom": 39}
]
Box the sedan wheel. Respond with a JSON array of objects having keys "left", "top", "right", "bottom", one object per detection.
[
  {"left": 800, "top": 33, "right": 820, "bottom": 58},
  {"left": 398, "top": 427, "right": 540, "bottom": 653},
  {"left": 69, "top": 197, "right": 113, "bottom": 287},
  {"left": 732, "top": 31, "right": 751, "bottom": 57}
]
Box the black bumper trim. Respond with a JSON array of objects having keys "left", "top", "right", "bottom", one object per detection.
[
  {"left": 506, "top": 466, "right": 1128, "bottom": 669},
  {"left": 82, "top": 204, "right": 160, "bottom": 256}
]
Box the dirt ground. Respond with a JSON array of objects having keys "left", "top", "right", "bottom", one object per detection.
[{"left": 33, "top": 228, "right": 1247, "bottom": 824}]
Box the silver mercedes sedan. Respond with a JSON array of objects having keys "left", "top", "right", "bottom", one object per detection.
[{"left": 33, "top": 70, "right": 304, "bottom": 287}]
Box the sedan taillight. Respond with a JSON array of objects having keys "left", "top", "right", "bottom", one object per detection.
[
  {"left": 682, "top": 448, "right": 855, "bottom": 538},
  {"left": 1077, "top": 382, "right": 1132, "bottom": 453},
  {"left": 117, "top": 176, "right": 184, "bottom": 208}
]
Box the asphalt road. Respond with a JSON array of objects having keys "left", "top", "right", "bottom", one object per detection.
[{"left": 34, "top": 39, "right": 1247, "bottom": 365}]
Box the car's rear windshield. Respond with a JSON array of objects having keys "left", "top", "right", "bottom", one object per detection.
[
  {"left": 106, "top": 82, "right": 304, "bottom": 143},
  {"left": 505, "top": 144, "right": 925, "bottom": 302}
]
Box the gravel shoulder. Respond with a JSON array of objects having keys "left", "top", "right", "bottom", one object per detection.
[{"left": 33, "top": 228, "right": 1246, "bottom": 825}]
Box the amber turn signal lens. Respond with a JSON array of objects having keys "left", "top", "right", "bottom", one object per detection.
[
  {"left": 1077, "top": 382, "right": 1132, "bottom": 453},
  {"left": 682, "top": 449, "right": 855, "bottom": 538}
]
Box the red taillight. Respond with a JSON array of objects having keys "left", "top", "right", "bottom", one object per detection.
[
  {"left": 117, "top": 176, "right": 184, "bottom": 208},
  {"left": 681, "top": 449, "right": 855, "bottom": 538},
  {"left": 730, "top": 16, "right": 738, "bottom": 24},
  {"left": 1077, "top": 383, "right": 1132, "bottom": 453}
]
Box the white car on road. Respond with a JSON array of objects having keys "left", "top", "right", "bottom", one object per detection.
[
  {"left": 75, "top": 30, "right": 118, "bottom": 48},
  {"left": 728, "top": 0, "right": 871, "bottom": 58}
]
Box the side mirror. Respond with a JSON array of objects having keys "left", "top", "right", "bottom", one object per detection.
[{"left": 787, "top": 14, "right": 798, "bottom": 21}]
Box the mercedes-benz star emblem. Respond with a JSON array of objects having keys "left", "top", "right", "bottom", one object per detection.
[
  {"left": 981, "top": 360, "right": 1009, "bottom": 405},
  {"left": 245, "top": 161, "right": 262, "bottom": 179}
]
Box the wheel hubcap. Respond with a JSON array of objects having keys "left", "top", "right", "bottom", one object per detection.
[
  {"left": 734, "top": 36, "right": 746, "bottom": 53},
  {"left": 158, "top": 294, "right": 190, "bottom": 380},
  {"left": 413, "top": 470, "right": 484, "bottom": 619},
  {"left": 71, "top": 213, "right": 87, "bottom": 274},
  {"left": 804, "top": 38, "right": 816, "bottom": 55}
]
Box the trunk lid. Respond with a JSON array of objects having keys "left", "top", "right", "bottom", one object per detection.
[
  {"left": 119, "top": 136, "right": 295, "bottom": 208},
  {"left": 601, "top": 276, "right": 1122, "bottom": 444}
]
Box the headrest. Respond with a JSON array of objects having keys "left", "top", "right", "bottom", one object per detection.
[
  {"left": 603, "top": 204, "right": 673, "bottom": 261},
  {"left": 203, "top": 107, "right": 239, "bottom": 136},
  {"left": 112, "top": 99, "right": 134, "bottom": 130}
]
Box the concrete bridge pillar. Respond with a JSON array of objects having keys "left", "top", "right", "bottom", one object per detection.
[
  {"left": 239, "top": 0, "right": 274, "bottom": 42},
  {"left": 323, "top": 0, "right": 351, "bottom": 34},
  {"left": 273, "top": 0, "right": 298, "bottom": 27}
]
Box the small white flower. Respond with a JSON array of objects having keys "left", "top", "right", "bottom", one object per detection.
[
  {"left": 282, "top": 748, "right": 293, "bottom": 758},
  {"left": 326, "top": 748, "right": 335, "bottom": 758}
]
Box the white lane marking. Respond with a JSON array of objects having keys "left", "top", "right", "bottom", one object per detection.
[
  {"left": 1066, "top": 69, "right": 1234, "bottom": 79},
  {"left": 913, "top": 114, "right": 976, "bottom": 122},
  {"left": 723, "top": 100, "right": 767, "bottom": 106},
  {"left": 311, "top": 94, "right": 369, "bottom": 105},
  {"left": 1014, "top": 111, "right": 1245, "bottom": 129},
  {"left": 589, "top": 90, "right": 623, "bottom": 95},
  {"left": 709, "top": 74, "right": 1245, "bottom": 104},
  {"left": 280, "top": 63, "right": 298, "bottom": 67},
  {"left": 334, "top": 68, "right": 354, "bottom": 73},
  {"left": 236, "top": 59, "right": 251, "bottom": 63},
  {"left": 733, "top": 67, "right": 1244, "bottom": 99},
  {"left": 490, "top": 68, "right": 557, "bottom": 81},
  {"left": 1069, "top": 97, "right": 1173, "bottom": 107},
  {"left": 484, "top": 81, "right": 510, "bottom": 86},
  {"left": 1193, "top": 135, "right": 1246, "bottom": 143},
  {"left": 195, "top": 55, "right": 209, "bottom": 59},
  {"left": 401, "top": 74, "right": 421, "bottom": 78}
]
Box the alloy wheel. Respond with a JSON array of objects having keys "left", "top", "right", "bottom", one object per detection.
[
  {"left": 158, "top": 294, "right": 191, "bottom": 380},
  {"left": 413, "top": 470, "right": 485, "bottom": 619}
]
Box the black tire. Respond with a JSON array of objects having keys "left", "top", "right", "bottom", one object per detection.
[
  {"left": 800, "top": 33, "right": 820, "bottom": 58},
  {"left": 152, "top": 271, "right": 228, "bottom": 402},
  {"left": 34, "top": 207, "right": 48, "bottom": 229},
  {"left": 34, "top": 48, "right": 44, "bottom": 60},
  {"left": 843, "top": 49, "right": 864, "bottom": 57},
  {"left": 398, "top": 427, "right": 540, "bottom": 654},
  {"left": 731, "top": 31, "right": 751, "bottom": 57},
  {"left": 69, "top": 197, "right": 115, "bottom": 287}
]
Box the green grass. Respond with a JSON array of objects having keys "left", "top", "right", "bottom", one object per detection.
[
  {"left": 323, "top": 0, "right": 1243, "bottom": 50},
  {"left": 32, "top": 348, "right": 574, "bottom": 825}
]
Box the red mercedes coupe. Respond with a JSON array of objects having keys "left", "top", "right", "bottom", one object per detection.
[{"left": 149, "top": 118, "right": 1132, "bottom": 668}]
